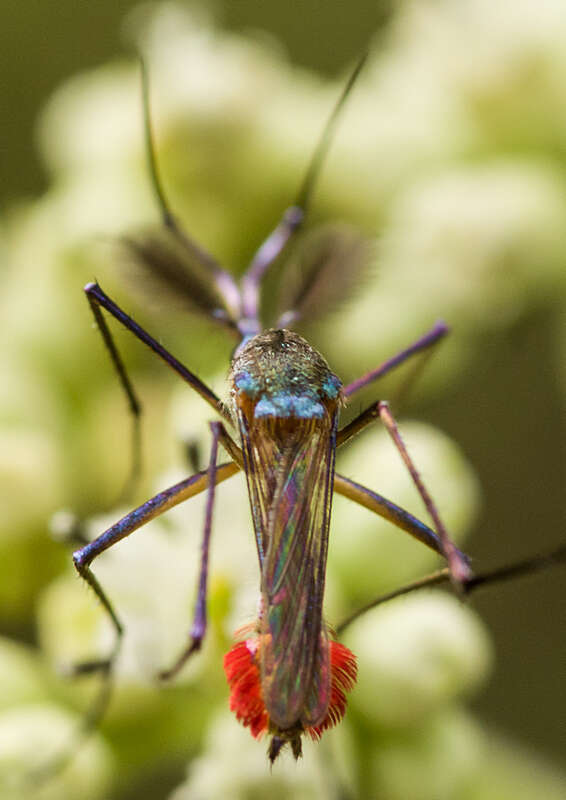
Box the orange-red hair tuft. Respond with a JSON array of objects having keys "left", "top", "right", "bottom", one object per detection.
[{"left": 224, "top": 635, "right": 357, "bottom": 742}]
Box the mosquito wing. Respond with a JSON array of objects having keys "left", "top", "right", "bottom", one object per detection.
[{"left": 238, "top": 409, "right": 339, "bottom": 730}]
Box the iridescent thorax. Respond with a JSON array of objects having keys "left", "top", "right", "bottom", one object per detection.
[{"left": 229, "top": 328, "right": 343, "bottom": 428}]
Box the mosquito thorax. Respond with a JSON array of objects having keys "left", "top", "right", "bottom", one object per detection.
[{"left": 229, "top": 329, "right": 343, "bottom": 427}]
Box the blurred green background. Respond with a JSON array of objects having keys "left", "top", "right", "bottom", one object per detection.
[
  {"left": 1, "top": 1, "right": 565, "bottom": 798},
  {"left": 1, "top": 0, "right": 392, "bottom": 205}
]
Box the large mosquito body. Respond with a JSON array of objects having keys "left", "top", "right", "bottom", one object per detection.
[
  {"left": 68, "top": 55, "right": 565, "bottom": 766},
  {"left": 79, "top": 251, "right": 456, "bottom": 760}
]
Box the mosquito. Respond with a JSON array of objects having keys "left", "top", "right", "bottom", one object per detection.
[{"left": 65, "top": 53, "right": 566, "bottom": 767}]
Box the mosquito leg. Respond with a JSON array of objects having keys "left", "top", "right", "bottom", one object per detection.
[
  {"left": 343, "top": 321, "right": 449, "bottom": 399},
  {"left": 336, "top": 397, "right": 471, "bottom": 582},
  {"left": 85, "top": 282, "right": 231, "bottom": 422},
  {"left": 84, "top": 278, "right": 228, "bottom": 499},
  {"left": 38, "top": 452, "right": 238, "bottom": 783},
  {"left": 218, "top": 424, "right": 244, "bottom": 467},
  {"left": 337, "top": 400, "right": 381, "bottom": 448},
  {"left": 295, "top": 52, "right": 367, "bottom": 215},
  {"left": 339, "top": 393, "right": 471, "bottom": 572},
  {"left": 378, "top": 401, "right": 471, "bottom": 585},
  {"left": 336, "top": 568, "right": 451, "bottom": 634},
  {"left": 239, "top": 54, "right": 367, "bottom": 335},
  {"left": 82, "top": 282, "right": 143, "bottom": 499},
  {"left": 337, "top": 544, "right": 566, "bottom": 634},
  {"left": 121, "top": 411, "right": 142, "bottom": 502},
  {"left": 139, "top": 57, "right": 241, "bottom": 317},
  {"left": 333, "top": 473, "right": 468, "bottom": 564},
  {"left": 158, "top": 421, "right": 223, "bottom": 680},
  {"left": 71, "top": 457, "right": 239, "bottom": 677},
  {"left": 464, "top": 543, "right": 566, "bottom": 592}
]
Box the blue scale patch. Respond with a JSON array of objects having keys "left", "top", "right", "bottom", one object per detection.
[
  {"left": 234, "top": 371, "right": 260, "bottom": 397},
  {"left": 255, "top": 392, "right": 325, "bottom": 419},
  {"left": 322, "top": 375, "right": 341, "bottom": 399}
]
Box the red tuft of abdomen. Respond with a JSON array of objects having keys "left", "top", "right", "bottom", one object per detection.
[{"left": 223, "top": 634, "right": 357, "bottom": 743}]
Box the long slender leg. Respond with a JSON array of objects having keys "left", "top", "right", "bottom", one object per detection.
[
  {"left": 38, "top": 444, "right": 238, "bottom": 782},
  {"left": 239, "top": 53, "right": 367, "bottom": 335},
  {"left": 82, "top": 278, "right": 145, "bottom": 500},
  {"left": 85, "top": 282, "right": 231, "bottom": 423},
  {"left": 139, "top": 58, "right": 241, "bottom": 318},
  {"left": 214, "top": 394, "right": 467, "bottom": 578},
  {"left": 343, "top": 321, "right": 449, "bottom": 399},
  {"left": 337, "top": 400, "right": 381, "bottom": 448},
  {"left": 378, "top": 401, "right": 471, "bottom": 585},
  {"left": 333, "top": 474, "right": 468, "bottom": 564},
  {"left": 159, "top": 421, "right": 222, "bottom": 680},
  {"left": 218, "top": 425, "right": 244, "bottom": 467},
  {"left": 71, "top": 457, "right": 239, "bottom": 675},
  {"left": 336, "top": 393, "right": 471, "bottom": 581},
  {"left": 336, "top": 568, "right": 451, "bottom": 634},
  {"left": 213, "top": 422, "right": 462, "bottom": 565},
  {"left": 337, "top": 544, "right": 566, "bottom": 635}
]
